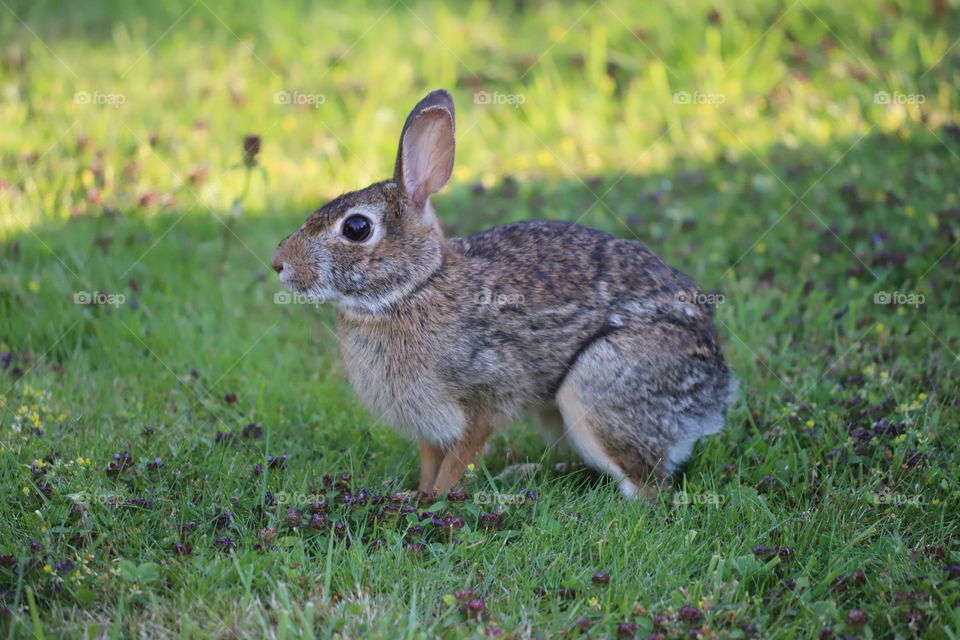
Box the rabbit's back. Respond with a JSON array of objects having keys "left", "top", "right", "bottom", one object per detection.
[
  {"left": 441, "top": 219, "right": 723, "bottom": 392},
  {"left": 452, "top": 219, "right": 696, "bottom": 315}
]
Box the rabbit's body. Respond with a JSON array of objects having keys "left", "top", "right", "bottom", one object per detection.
[
  {"left": 335, "top": 218, "right": 730, "bottom": 496},
  {"left": 273, "top": 90, "right": 732, "bottom": 498}
]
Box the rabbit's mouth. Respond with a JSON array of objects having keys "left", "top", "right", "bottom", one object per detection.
[
  {"left": 290, "top": 274, "right": 410, "bottom": 316},
  {"left": 282, "top": 277, "right": 333, "bottom": 303},
  {"left": 272, "top": 261, "right": 329, "bottom": 302}
]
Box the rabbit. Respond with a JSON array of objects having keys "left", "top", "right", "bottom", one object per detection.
[{"left": 271, "top": 89, "right": 734, "bottom": 499}]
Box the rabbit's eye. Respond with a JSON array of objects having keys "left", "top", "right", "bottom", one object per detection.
[{"left": 341, "top": 215, "right": 372, "bottom": 242}]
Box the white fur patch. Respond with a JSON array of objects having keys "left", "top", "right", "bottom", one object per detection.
[
  {"left": 665, "top": 432, "right": 702, "bottom": 472},
  {"left": 623, "top": 299, "right": 657, "bottom": 317},
  {"left": 666, "top": 403, "right": 729, "bottom": 472},
  {"left": 618, "top": 478, "right": 638, "bottom": 499}
]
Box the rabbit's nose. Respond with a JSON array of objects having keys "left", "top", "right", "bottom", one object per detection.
[{"left": 272, "top": 260, "right": 284, "bottom": 274}]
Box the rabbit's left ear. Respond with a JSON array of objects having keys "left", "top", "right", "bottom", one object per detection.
[{"left": 394, "top": 89, "right": 455, "bottom": 206}]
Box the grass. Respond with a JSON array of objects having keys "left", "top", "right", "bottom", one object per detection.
[{"left": 1, "top": 0, "right": 959, "bottom": 637}]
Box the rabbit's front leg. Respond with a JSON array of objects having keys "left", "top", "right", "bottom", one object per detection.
[
  {"left": 431, "top": 416, "right": 496, "bottom": 493},
  {"left": 418, "top": 441, "right": 444, "bottom": 493}
]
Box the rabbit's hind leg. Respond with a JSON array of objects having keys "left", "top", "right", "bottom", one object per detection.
[
  {"left": 536, "top": 402, "right": 567, "bottom": 450},
  {"left": 554, "top": 334, "right": 681, "bottom": 500},
  {"left": 492, "top": 404, "right": 578, "bottom": 483},
  {"left": 555, "top": 382, "right": 667, "bottom": 499}
]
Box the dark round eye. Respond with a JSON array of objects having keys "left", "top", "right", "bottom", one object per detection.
[{"left": 341, "top": 215, "right": 372, "bottom": 242}]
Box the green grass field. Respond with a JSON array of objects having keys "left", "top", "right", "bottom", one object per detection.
[{"left": 1, "top": 0, "right": 959, "bottom": 637}]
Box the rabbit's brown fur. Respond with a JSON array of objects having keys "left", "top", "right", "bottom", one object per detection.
[{"left": 273, "top": 89, "right": 732, "bottom": 498}]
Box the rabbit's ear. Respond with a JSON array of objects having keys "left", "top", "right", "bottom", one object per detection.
[{"left": 394, "top": 89, "right": 455, "bottom": 206}]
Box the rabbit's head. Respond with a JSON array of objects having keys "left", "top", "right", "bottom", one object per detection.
[{"left": 272, "top": 90, "right": 455, "bottom": 315}]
